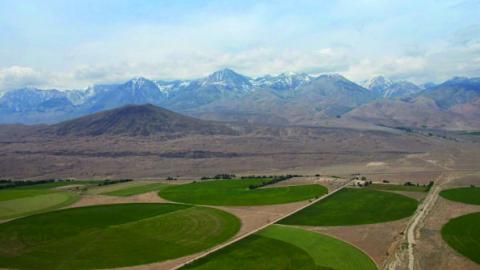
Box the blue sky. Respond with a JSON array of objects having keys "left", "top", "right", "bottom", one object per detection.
[{"left": 0, "top": 0, "right": 479, "bottom": 90}]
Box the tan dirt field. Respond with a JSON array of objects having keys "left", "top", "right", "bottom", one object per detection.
[
  {"left": 303, "top": 218, "right": 408, "bottom": 268},
  {"left": 414, "top": 194, "right": 480, "bottom": 270}
]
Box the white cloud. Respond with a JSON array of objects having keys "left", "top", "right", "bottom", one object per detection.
[{"left": 0, "top": 66, "right": 49, "bottom": 91}]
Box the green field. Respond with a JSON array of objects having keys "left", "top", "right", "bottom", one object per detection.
[
  {"left": 0, "top": 203, "right": 240, "bottom": 270},
  {"left": 440, "top": 187, "right": 480, "bottom": 205},
  {"left": 368, "top": 183, "right": 428, "bottom": 192},
  {"left": 183, "top": 224, "right": 377, "bottom": 270},
  {"left": 159, "top": 179, "right": 327, "bottom": 206},
  {"left": 3, "top": 180, "right": 101, "bottom": 190},
  {"left": 103, "top": 182, "right": 169, "bottom": 196},
  {"left": 0, "top": 189, "right": 79, "bottom": 220},
  {"left": 442, "top": 212, "right": 480, "bottom": 264},
  {"left": 279, "top": 188, "right": 418, "bottom": 226}
]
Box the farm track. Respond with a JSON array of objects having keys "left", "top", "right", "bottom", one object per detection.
[
  {"left": 170, "top": 180, "right": 353, "bottom": 270},
  {"left": 384, "top": 154, "right": 460, "bottom": 270},
  {"left": 407, "top": 183, "right": 441, "bottom": 270},
  {"left": 384, "top": 180, "right": 440, "bottom": 270}
]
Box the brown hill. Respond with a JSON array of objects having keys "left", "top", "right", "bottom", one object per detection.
[{"left": 42, "top": 104, "right": 237, "bottom": 136}]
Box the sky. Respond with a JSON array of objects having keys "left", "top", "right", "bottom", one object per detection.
[{"left": 0, "top": 0, "right": 479, "bottom": 91}]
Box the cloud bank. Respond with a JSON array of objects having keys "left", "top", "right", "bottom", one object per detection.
[{"left": 0, "top": 0, "right": 478, "bottom": 91}]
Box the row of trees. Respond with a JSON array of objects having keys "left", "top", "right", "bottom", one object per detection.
[
  {"left": 96, "top": 179, "right": 132, "bottom": 186},
  {"left": 200, "top": 174, "right": 237, "bottom": 180},
  {"left": 0, "top": 179, "right": 61, "bottom": 190},
  {"left": 248, "top": 175, "right": 300, "bottom": 190},
  {"left": 404, "top": 180, "right": 434, "bottom": 191}
]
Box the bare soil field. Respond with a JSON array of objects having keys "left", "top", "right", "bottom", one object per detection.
[
  {"left": 85, "top": 181, "right": 154, "bottom": 195},
  {"left": 414, "top": 196, "right": 480, "bottom": 270},
  {"left": 385, "top": 173, "right": 480, "bottom": 270},
  {"left": 303, "top": 219, "right": 407, "bottom": 268},
  {"left": 387, "top": 190, "right": 428, "bottom": 201},
  {"left": 69, "top": 191, "right": 169, "bottom": 208},
  {"left": 1, "top": 125, "right": 477, "bottom": 179}
]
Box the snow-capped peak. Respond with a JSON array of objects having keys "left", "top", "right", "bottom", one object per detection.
[
  {"left": 128, "top": 77, "right": 151, "bottom": 89},
  {"left": 362, "top": 76, "right": 393, "bottom": 91},
  {"left": 201, "top": 68, "right": 253, "bottom": 91},
  {"left": 253, "top": 72, "right": 313, "bottom": 90}
]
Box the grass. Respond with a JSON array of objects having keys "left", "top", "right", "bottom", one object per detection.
[
  {"left": 87, "top": 180, "right": 146, "bottom": 195},
  {"left": 440, "top": 187, "right": 480, "bottom": 205},
  {"left": 0, "top": 189, "right": 79, "bottom": 220},
  {"left": 183, "top": 224, "right": 377, "bottom": 270},
  {"left": 0, "top": 203, "right": 240, "bottom": 270},
  {"left": 0, "top": 189, "right": 51, "bottom": 202},
  {"left": 159, "top": 179, "right": 327, "bottom": 206},
  {"left": 279, "top": 188, "right": 419, "bottom": 226},
  {"left": 367, "top": 183, "right": 428, "bottom": 192},
  {"left": 2, "top": 180, "right": 101, "bottom": 190},
  {"left": 103, "top": 182, "right": 169, "bottom": 196},
  {"left": 441, "top": 212, "right": 480, "bottom": 264}
]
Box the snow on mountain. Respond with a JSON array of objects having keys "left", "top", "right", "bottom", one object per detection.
[
  {"left": 362, "top": 76, "right": 421, "bottom": 98},
  {"left": 362, "top": 76, "right": 393, "bottom": 93},
  {"left": 200, "top": 68, "right": 253, "bottom": 92},
  {"left": 253, "top": 72, "right": 313, "bottom": 91}
]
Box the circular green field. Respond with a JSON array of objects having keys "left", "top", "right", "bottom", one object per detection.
[
  {"left": 183, "top": 224, "right": 377, "bottom": 270},
  {"left": 0, "top": 203, "right": 240, "bottom": 270},
  {"left": 440, "top": 187, "right": 480, "bottom": 205},
  {"left": 442, "top": 212, "right": 480, "bottom": 264},
  {"left": 279, "top": 188, "right": 419, "bottom": 226},
  {"left": 159, "top": 179, "right": 327, "bottom": 206},
  {"left": 0, "top": 189, "right": 79, "bottom": 220}
]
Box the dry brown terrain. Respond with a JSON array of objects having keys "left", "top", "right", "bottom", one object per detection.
[
  {"left": 384, "top": 173, "right": 480, "bottom": 270},
  {"left": 411, "top": 174, "right": 480, "bottom": 270},
  {"left": 1, "top": 122, "right": 478, "bottom": 180},
  {"left": 414, "top": 196, "right": 480, "bottom": 270},
  {"left": 305, "top": 219, "right": 408, "bottom": 268}
]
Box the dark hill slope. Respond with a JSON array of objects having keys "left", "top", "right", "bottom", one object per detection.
[{"left": 43, "top": 104, "right": 237, "bottom": 136}]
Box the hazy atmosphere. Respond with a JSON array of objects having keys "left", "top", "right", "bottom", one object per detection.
[
  {"left": 0, "top": 0, "right": 479, "bottom": 91},
  {"left": 0, "top": 2, "right": 479, "bottom": 270}
]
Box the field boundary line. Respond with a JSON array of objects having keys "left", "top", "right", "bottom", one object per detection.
[
  {"left": 170, "top": 180, "right": 352, "bottom": 270},
  {"left": 383, "top": 174, "right": 443, "bottom": 270}
]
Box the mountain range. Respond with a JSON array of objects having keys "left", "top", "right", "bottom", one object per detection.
[{"left": 1, "top": 68, "right": 479, "bottom": 130}]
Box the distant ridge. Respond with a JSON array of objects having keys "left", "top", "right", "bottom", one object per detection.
[
  {"left": 0, "top": 69, "right": 479, "bottom": 130},
  {"left": 43, "top": 104, "right": 236, "bottom": 136}
]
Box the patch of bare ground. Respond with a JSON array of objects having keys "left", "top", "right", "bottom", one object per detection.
[
  {"left": 52, "top": 184, "right": 85, "bottom": 191},
  {"left": 388, "top": 190, "right": 427, "bottom": 201},
  {"left": 120, "top": 200, "right": 311, "bottom": 270},
  {"left": 262, "top": 176, "right": 347, "bottom": 191},
  {"left": 384, "top": 173, "right": 480, "bottom": 270},
  {"left": 302, "top": 219, "right": 408, "bottom": 268},
  {"left": 215, "top": 201, "right": 310, "bottom": 236},
  {"left": 413, "top": 196, "right": 480, "bottom": 270},
  {"left": 68, "top": 191, "right": 169, "bottom": 209},
  {"left": 85, "top": 180, "right": 153, "bottom": 195},
  {"left": 447, "top": 174, "right": 480, "bottom": 187}
]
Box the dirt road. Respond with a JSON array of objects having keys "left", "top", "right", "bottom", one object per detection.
[
  {"left": 406, "top": 183, "right": 441, "bottom": 270},
  {"left": 170, "top": 180, "right": 352, "bottom": 270}
]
